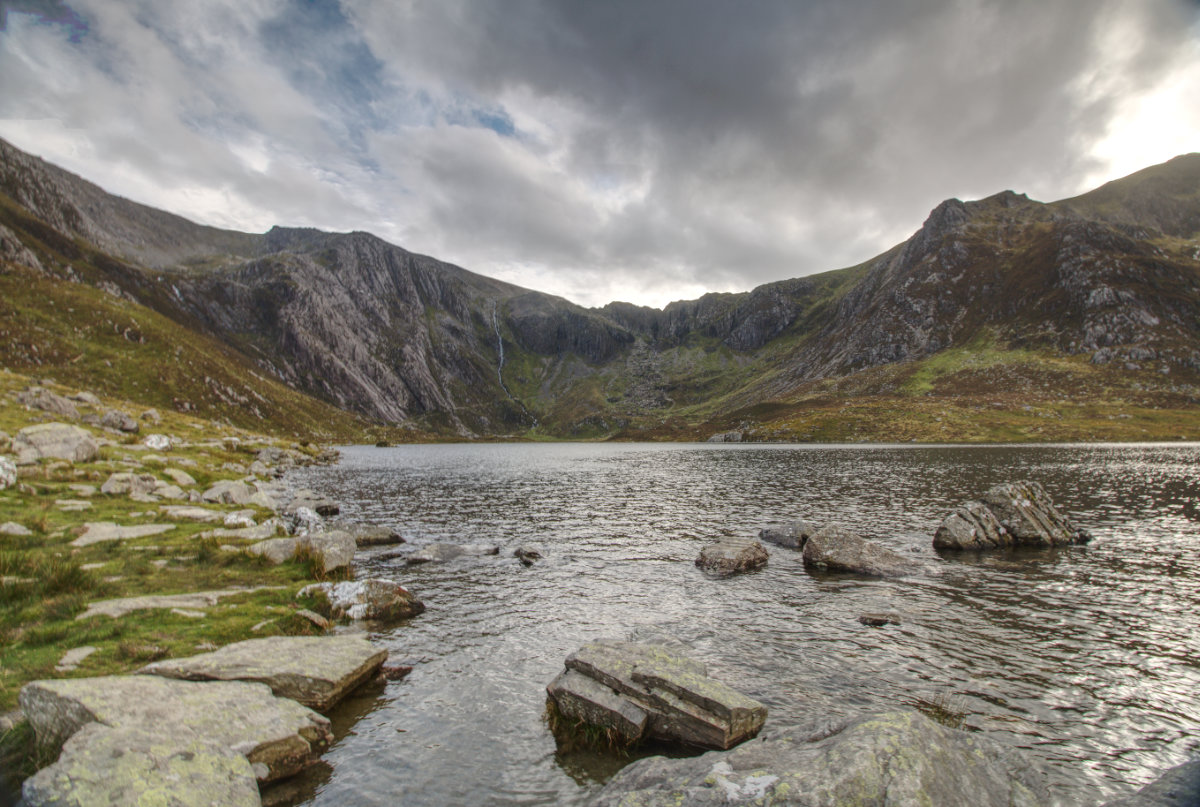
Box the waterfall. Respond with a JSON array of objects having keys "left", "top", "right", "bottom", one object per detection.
[{"left": 491, "top": 301, "right": 537, "bottom": 426}]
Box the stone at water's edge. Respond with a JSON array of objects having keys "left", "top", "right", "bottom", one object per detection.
[
  {"left": 1103, "top": 759, "right": 1200, "bottom": 807},
  {"left": 982, "top": 481, "right": 1091, "bottom": 546},
  {"left": 348, "top": 524, "right": 406, "bottom": 547},
  {"left": 547, "top": 641, "right": 767, "bottom": 751},
  {"left": 141, "top": 635, "right": 387, "bottom": 712},
  {"left": 589, "top": 710, "right": 1051, "bottom": 807},
  {"left": 802, "top": 524, "right": 926, "bottom": 577},
  {"left": 246, "top": 530, "right": 356, "bottom": 573},
  {"left": 515, "top": 543, "right": 545, "bottom": 566},
  {"left": 758, "top": 519, "right": 818, "bottom": 549},
  {"left": 299, "top": 578, "right": 425, "bottom": 621},
  {"left": 13, "top": 422, "right": 99, "bottom": 464},
  {"left": 406, "top": 542, "right": 501, "bottom": 564},
  {"left": 18, "top": 675, "right": 331, "bottom": 784},
  {"left": 21, "top": 724, "right": 260, "bottom": 807},
  {"left": 934, "top": 499, "right": 1011, "bottom": 550},
  {"left": 695, "top": 538, "right": 769, "bottom": 577}
]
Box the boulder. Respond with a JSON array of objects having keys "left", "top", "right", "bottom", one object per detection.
[
  {"left": 163, "top": 467, "right": 196, "bottom": 487},
  {"left": 547, "top": 641, "right": 767, "bottom": 751},
  {"left": 154, "top": 483, "right": 188, "bottom": 501},
  {"left": 141, "top": 635, "right": 387, "bottom": 713},
  {"left": 858, "top": 612, "right": 901, "bottom": 627},
  {"left": 100, "top": 472, "right": 159, "bottom": 497},
  {"left": 247, "top": 530, "right": 356, "bottom": 574},
  {"left": 202, "top": 479, "right": 256, "bottom": 505},
  {"left": 21, "top": 724, "right": 260, "bottom": 807},
  {"left": 17, "top": 387, "right": 79, "bottom": 419},
  {"left": 71, "top": 521, "right": 176, "bottom": 547},
  {"left": 348, "top": 524, "right": 406, "bottom": 547},
  {"left": 1103, "top": 759, "right": 1200, "bottom": 806},
  {"left": 247, "top": 537, "right": 301, "bottom": 564},
  {"left": 696, "top": 539, "right": 769, "bottom": 577},
  {"left": 18, "top": 675, "right": 331, "bottom": 784},
  {"left": 141, "top": 408, "right": 162, "bottom": 424},
  {"left": 981, "top": 481, "right": 1091, "bottom": 547},
  {"left": 515, "top": 543, "right": 545, "bottom": 566},
  {"left": 143, "top": 434, "right": 172, "bottom": 450},
  {"left": 287, "top": 506, "right": 324, "bottom": 535},
  {"left": 298, "top": 579, "right": 425, "bottom": 621},
  {"left": 0, "top": 455, "right": 16, "bottom": 490},
  {"left": 406, "top": 542, "right": 501, "bottom": 564},
  {"left": 934, "top": 500, "right": 1012, "bottom": 550},
  {"left": 802, "top": 524, "right": 926, "bottom": 577},
  {"left": 0, "top": 521, "right": 32, "bottom": 536},
  {"left": 69, "top": 391, "right": 102, "bottom": 406},
  {"left": 159, "top": 505, "right": 223, "bottom": 522},
  {"left": 589, "top": 710, "right": 1050, "bottom": 807},
  {"left": 13, "top": 423, "right": 99, "bottom": 464},
  {"left": 289, "top": 489, "right": 340, "bottom": 517},
  {"left": 100, "top": 409, "right": 139, "bottom": 433},
  {"left": 758, "top": 519, "right": 818, "bottom": 549}
]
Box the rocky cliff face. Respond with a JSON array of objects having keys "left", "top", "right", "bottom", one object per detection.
[{"left": 1, "top": 135, "right": 1197, "bottom": 435}]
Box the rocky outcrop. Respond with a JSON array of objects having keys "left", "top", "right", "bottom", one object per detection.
[
  {"left": 589, "top": 710, "right": 1050, "bottom": 807},
  {"left": 1103, "top": 759, "right": 1200, "bottom": 807},
  {"left": 758, "top": 520, "right": 817, "bottom": 549},
  {"left": 21, "top": 724, "right": 260, "bottom": 807},
  {"left": 18, "top": 675, "right": 331, "bottom": 784},
  {"left": 802, "top": 524, "right": 925, "bottom": 577},
  {"left": 202, "top": 479, "right": 256, "bottom": 505},
  {"left": 13, "top": 423, "right": 98, "bottom": 464},
  {"left": 141, "top": 635, "right": 387, "bottom": 712},
  {"left": 298, "top": 579, "right": 425, "bottom": 621},
  {"left": 934, "top": 500, "right": 1012, "bottom": 550},
  {"left": 99, "top": 409, "right": 139, "bottom": 433},
  {"left": 16, "top": 387, "right": 79, "bottom": 418},
  {"left": 695, "top": 539, "right": 769, "bottom": 577},
  {"left": 935, "top": 481, "right": 1090, "bottom": 550},
  {"left": 546, "top": 641, "right": 767, "bottom": 751}
]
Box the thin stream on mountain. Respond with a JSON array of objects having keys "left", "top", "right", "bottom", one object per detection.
[{"left": 280, "top": 442, "right": 1200, "bottom": 806}]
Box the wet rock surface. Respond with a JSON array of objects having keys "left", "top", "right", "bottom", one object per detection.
[
  {"left": 695, "top": 538, "right": 769, "bottom": 577},
  {"left": 405, "top": 542, "right": 501, "bottom": 564},
  {"left": 546, "top": 641, "right": 767, "bottom": 751},
  {"left": 758, "top": 519, "right": 817, "bottom": 549},
  {"left": 802, "top": 524, "right": 925, "bottom": 577},
  {"left": 589, "top": 710, "right": 1051, "bottom": 807},
  {"left": 934, "top": 499, "right": 1012, "bottom": 549},
  {"left": 936, "top": 481, "right": 1091, "bottom": 550},
  {"left": 1103, "top": 760, "right": 1200, "bottom": 807},
  {"left": 298, "top": 579, "right": 425, "bottom": 621}
]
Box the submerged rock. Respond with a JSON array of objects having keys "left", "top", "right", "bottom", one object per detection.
[
  {"left": 406, "top": 542, "right": 501, "bottom": 564},
  {"left": 21, "top": 724, "right": 260, "bottom": 807},
  {"left": 758, "top": 519, "right": 818, "bottom": 549},
  {"left": 13, "top": 423, "right": 99, "bottom": 464},
  {"left": 298, "top": 579, "right": 425, "bottom": 621},
  {"left": 1103, "top": 759, "right": 1200, "bottom": 806},
  {"left": 515, "top": 543, "right": 545, "bottom": 566},
  {"left": 589, "top": 710, "right": 1050, "bottom": 807},
  {"left": 546, "top": 640, "right": 767, "bottom": 751},
  {"left": 141, "top": 635, "right": 387, "bottom": 713},
  {"left": 802, "top": 524, "right": 925, "bottom": 577},
  {"left": 18, "top": 675, "right": 331, "bottom": 784},
  {"left": 695, "top": 538, "right": 769, "bottom": 577}
]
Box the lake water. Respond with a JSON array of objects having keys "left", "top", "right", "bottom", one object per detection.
[{"left": 280, "top": 442, "right": 1200, "bottom": 806}]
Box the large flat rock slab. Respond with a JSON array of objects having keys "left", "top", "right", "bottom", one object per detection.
[
  {"left": 141, "top": 635, "right": 388, "bottom": 712},
  {"left": 590, "top": 710, "right": 1050, "bottom": 807},
  {"left": 77, "top": 586, "right": 283, "bottom": 620},
  {"left": 71, "top": 521, "right": 176, "bottom": 547},
  {"left": 548, "top": 641, "right": 766, "bottom": 751},
  {"left": 802, "top": 524, "right": 925, "bottom": 577},
  {"left": 19, "top": 675, "right": 331, "bottom": 784},
  {"left": 695, "top": 538, "right": 768, "bottom": 577},
  {"left": 14, "top": 422, "right": 98, "bottom": 464},
  {"left": 21, "top": 723, "right": 260, "bottom": 807}
]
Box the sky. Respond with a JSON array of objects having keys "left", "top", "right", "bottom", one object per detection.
[{"left": 1, "top": 0, "right": 1198, "bottom": 309}]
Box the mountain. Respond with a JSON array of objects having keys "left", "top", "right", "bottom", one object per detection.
[{"left": 1, "top": 136, "right": 1198, "bottom": 442}]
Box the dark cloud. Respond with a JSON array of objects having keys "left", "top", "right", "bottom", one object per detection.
[{"left": 1, "top": 0, "right": 1197, "bottom": 306}]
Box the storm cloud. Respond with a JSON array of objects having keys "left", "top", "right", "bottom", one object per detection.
[{"left": 1, "top": 0, "right": 1197, "bottom": 306}]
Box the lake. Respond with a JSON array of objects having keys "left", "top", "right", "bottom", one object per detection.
[{"left": 280, "top": 442, "right": 1200, "bottom": 806}]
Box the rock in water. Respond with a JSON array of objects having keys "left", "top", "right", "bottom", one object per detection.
[
  {"left": 21, "top": 724, "right": 260, "bottom": 807},
  {"left": 546, "top": 641, "right": 767, "bottom": 751},
  {"left": 589, "top": 710, "right": 1050, "bottom": 807},
  {"left": 18, "top": 675, "right": 331, "bottom": 784},
  {"left": 298, "top": 579, "right": 425, "bottom": 621},
  {"left": 758, "top": 520, "right": 817, "bottom": 549},
  {"left": 934, "top": 500, "right": 1011, "bottom": 550},
  {"left": 802, "top": 524, "right": 925, "bottom": 577},
  {"left": 141, "top": 635, "right": 387, "bottom": 712},
  {"left": 1102, "top": 759, "right": 1200, "bottom": 806},
  {"left": 13, "top": 423, "right": 99, "bottom": 464},
  {"left": 981, "top": 481, "right": 1091, "bottom": 546},
  {"left": 514, "top": 544, "right": 545, "bottom": 566},
  {"left": 349, "top": 524, "right": 405, "bottom": 547},
  {"left": 695, "top": 538, "right": 769, "bottom": 577},
  {"left": 406, "top": 542, "right": 500, "bottom": 564}
]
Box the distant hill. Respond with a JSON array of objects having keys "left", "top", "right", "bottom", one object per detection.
[{"left": 1, "top": 136, "right": 1197, "bottom": 442}]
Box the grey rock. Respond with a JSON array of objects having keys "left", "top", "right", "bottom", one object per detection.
[
  {"left": 13, "top": 423, "right": 99, "bottom": 464},
  {"left": 858, "top": 612, "right": 901, "bottom": 627},
  {"left": 141, "top": 635, "right": 387, "bottom": 712},
  {"left": 17, "top": 387, "right": 79, "bottom": 419},
  {"left": 21, "top": 724, "right": 260, "bottom": 807},
  {"left": 247, "top": 537, "right": 300, "bottom": 564},
  {"left": 143, "top": 433, "right": 172, "bottom": 450},
  {"left": 934, "top": 500, "right": 1012, "bottom": 550},
  {"left": 515, "top": 543, "right": 545, "bottom": 566},
  {"left": 141, "top": 408, "right": 162, "bottom": 423},
  {"left": 158, "top": 505, "right": 223, "bottom": 522},
  {"left": 981, "top": 481, "right": 1091, "bottom": 547},
  {"left": 69, "top": 391, "right": 102, "bottom": 406},
  {"left": 289, "top": 489, "right": 340, "bottom": 517},
  {"left": 0, "top": 455, "right": 17, "bottom": 490},
  {"left": 55, "top": 646, "right": 98, "bottom": 672},
  {"left": 706, "top": 431, "right": 744, "bottom": 443},
  {"left": 802, "top": 524, "right": 925, "bottom": 577},
  {"left": 154, "top": 482, "right": 188, "bottom": 501},
  {"left": 1103, "top": 760, "right": 1200, "bottom": 807},
  {"left": 18, "top": 675, "right": 331, "bottom": 784},
  {"left": 201, "top": 524, "right": 279, "bottom": 541},
  {"left": 247, "top": 530, "right": 356, "bottom": 573},
  {"left": 0, "top": 520, "right": 32, "bottom": 536},
  {"left": 589, "top": 710, "right": 1050, "bottom": 807},
  {"left": 298, "top": 579, "right": 425, "bottom": 621},
  {"left": 696, "top": 538, "right": 769, "bottom": 577},
  {"left": 224, "top": 510, "right": 257, "bottom": 528},
  {"left": 162, "top": 467, "right": 196, "bottom": 487},
  {"left": 100, "top": 408, "right": 139, "bottom": 433},
  {"left": 248, "top": 490, "right": 279, "bottom": 511},
  {"left": 548, "top": 641, "right": 767, "bottom": 751},
  {"left": 77, "top": 586, "right": 282, "bottom": 620},
  {"left": 202, "top": 479, "right": 256, "bottom": 505},
  {"left": 71, "top": 521, "right": 176, "bottom": 547},
  {"left": 100, "top": 472, "right": 159, "bottom": 497},
  {"left": 758, "top": 520, "right": 818, "bottom": 549},
  {"left": 348, "top": 524, "right": 406, "bottom": 547},
  {"left": 287, "top": 505, "right": 324, "bottom": 535},
  {"left": 406, "top": 542, "right": 500, "bottom": 564}
]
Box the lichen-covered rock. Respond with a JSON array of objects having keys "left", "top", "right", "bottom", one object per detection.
[
  {"left": 18, "top": 675, "right": 331, "bottom": 784},
  {"left": 16, "top": 387, "right": 79, "bottom": 419},
  {"left": 933, "top": 500, "right": 1011, "bottom": 550},
  {"left": 758, "top": 520, "right": 818, "bottom": 549},
  {"left": 141, "top": 635, "right": 387, "bottom": 713},
  {"left": 695, "top": 539, "right": 769, "bottom": 577},
  {"left": 1103, "top": 759, "right": 1200, "bottom": 806},
  {"left": 0, "top": 455, "right": 16, "bottom": 490},
  {"left": 547, "top": 641, "right": 767, "bottom": 751},
  {"left": 589, "top": 710, "right": 1050, "bottom": 807},
  {"left": 981, "top": 481, "right": 1091, "bottom": 546},
  {"left": 202, "top": 479, "right": 255, "bottom": 505},
  {"left": 13, "top": 423, "right": 99, "bottom": 464},
  {"left": 21, "top": 724, "right": 260, "bottom": 807},
  {"left": 100, "top": 472, "right": 159, "bottom": 497},
  {"left": 298, "top": 579, "right": 425, "bottom": 621},
  {"left": 100, "top": 409, "right": 139, "bottom": 433},
  {"left": 802, "top": 524, "right": 925, "bottom": 577}
]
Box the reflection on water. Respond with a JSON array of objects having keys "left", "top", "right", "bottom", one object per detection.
[{"left": 287, "top": 443, "right": 1200, "bottom": 806}]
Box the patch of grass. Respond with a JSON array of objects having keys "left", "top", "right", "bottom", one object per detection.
[{"left": 912, "top": 693, "right": 969, "bottom": 730}]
